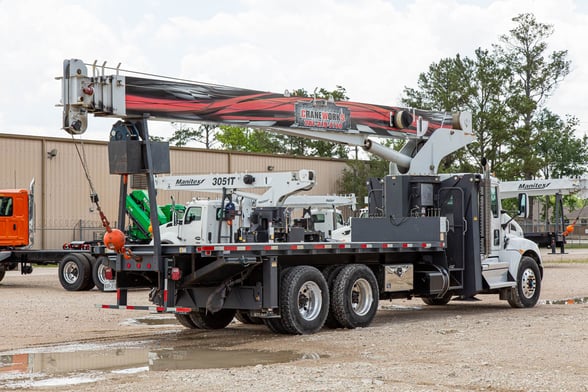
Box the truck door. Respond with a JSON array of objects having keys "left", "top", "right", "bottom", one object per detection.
[
  {"left": 490, "top": 186, "right": 502, "bottom": 252},
  {"left": 0, "top": 190, "right": 29, "bottom": 247},
  {"left": 182, "top": 206, "right": 204, "bottom": 242}
]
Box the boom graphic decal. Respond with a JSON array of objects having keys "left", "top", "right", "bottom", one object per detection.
[{"left": 124, "top": 76, "right": 456, "bottom": 138}]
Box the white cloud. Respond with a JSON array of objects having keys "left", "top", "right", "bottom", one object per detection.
[{"left": 0, "top": 0, "right": 587, "bottom": 141}]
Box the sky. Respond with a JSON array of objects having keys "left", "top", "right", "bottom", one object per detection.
[{"left": 1, "top": 0, "right": 587, "bottom": 144}]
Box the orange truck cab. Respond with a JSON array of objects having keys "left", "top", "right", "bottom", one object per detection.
[{"left": 0, "top": 189, "right": 31, "bottom": 248}]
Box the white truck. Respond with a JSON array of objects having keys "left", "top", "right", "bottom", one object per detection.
[
  {"left": 154, "top": 170, "right": 355, "bottom": 245},
  {"left": 500, "top": 177, "right": 588, "bottom": 251},
  {"left": 58, "top": 59, "right": 543, "bottom": 335}
]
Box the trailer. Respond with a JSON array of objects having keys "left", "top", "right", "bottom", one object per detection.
[{"left": 58, "top": 59, "right": 543, "bottom": 335}]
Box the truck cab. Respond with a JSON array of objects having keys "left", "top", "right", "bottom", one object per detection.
[
  {"left": 0, "top": 188, "right": 32, "bottom": 248},
  {"left": 159, "top": 199, "right": 235, "bottom": 244}
]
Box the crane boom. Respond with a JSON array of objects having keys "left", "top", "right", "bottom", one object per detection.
[
  {"left": 60, "top": 59, "right": 475, "bottom": 175},
  {"left": 500, "top": 178, "right": 588, "bottom": 199},
  {"left": 155, "top": 169, "right": 315, "bottom": 207}
]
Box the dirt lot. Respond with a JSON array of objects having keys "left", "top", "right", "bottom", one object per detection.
[{"left": 1, "top": 250, "right": 587, "bottom": 391}]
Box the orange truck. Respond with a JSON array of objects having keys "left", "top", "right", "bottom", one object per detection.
[{"left": 0, "top": 182, "right": 111, "bottom": 291}]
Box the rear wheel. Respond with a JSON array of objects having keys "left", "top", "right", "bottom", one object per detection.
[
  {"left": 331, "top": 264, "right": 379, "bottom": 329},
  {"left": 0, "top": 269, "right": 5, "bottom": 282},
  {"left": 175, "top": 313, "right": 199, "bottom": 329},
  {"left": 79, "top": 253, "right": 96, "bottom": 291},
  {"left": 58, "top": 254, "right": 93, "bottom": 291},
  {"left": 422, "top": 292, "right": 453, "bottom": 306},
  {"left": 92, "top": 256, "right": 111, "bottom": 292},
  {"left": 235, "top": 311, "right": 263, "bottom": 325},
  {"left": 322, "top": 265, "right": 345, "bottom": 329},
  {"left": 279, "top": 265, "right": 329, "bottom": 335},
  {"left": 189, "top": 308, "right": 236, "bottom": 329},
  {"left": 263, "top": 317, "right": 289, "bottom": 334},
  {"left": 508, "top": 256, "right": 541, "bottom": 308}
]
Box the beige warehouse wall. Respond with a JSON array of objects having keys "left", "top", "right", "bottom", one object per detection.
[{"left": 0, "top": 133, "right": 349, "bottom": 249}]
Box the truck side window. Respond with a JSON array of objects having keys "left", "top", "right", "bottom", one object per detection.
[
  {"left": 0, "top": 197, "right": 13, "bottom": 216},
  {"left": 312, "top": 213, "right": 325, "bottom": 223},
  {"left": 491, "top": 187, "right": 498, "bottom": 218},
  {"left": 336, "top": 213, "right": 344, "bottom": 226},
  {"left": 185, "top": 207, "right": 202, "bottom": 223}
]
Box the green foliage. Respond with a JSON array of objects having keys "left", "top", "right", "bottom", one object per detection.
[
  {"left": 401, "top": 13, "right": 584, "bottom": 181},
  {"left": 337, "top": 158, "right": 389, "bottom": 207},
  {"left": 168, "top": 123, "right": 218, "bottom": 148},
  {"left": 215, "top": 126, "right": 282, "bottom": 153}
]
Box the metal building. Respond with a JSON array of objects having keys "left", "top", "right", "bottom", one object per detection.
[{"left": 0, "top": 134, "right": 349, "bottom": 249}]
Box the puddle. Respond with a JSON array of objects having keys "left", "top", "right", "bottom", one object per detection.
[
  {"left": 120, "top": 315, "right": 179, "bottom": 327},
  {"left": 0, "top": 340, "right": 307, "bottom": 388},
  {"left": 541, "top": 296, "right": 588, "bottom": 305}
]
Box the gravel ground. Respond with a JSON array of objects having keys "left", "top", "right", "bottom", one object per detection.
[{"left": 0, "top": 249, "right": 587, "bottom": 391}]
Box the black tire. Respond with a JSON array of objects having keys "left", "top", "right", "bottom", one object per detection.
[
  {"left": 175, "top": 313, "right": 199, "bottom": 329},
  {"left": 58, "top": 254, "right": 93, "bottom": 291},
  {"left": 0, "top": 269, "right": 5, "bottom": 283},
  {"left": 331, "top": 264, "right": 379, "bottom": 329},
  {"left": 279, "top": 265, "right": 329, "bottom": 335},
  {"left": 508, "top": 256, "right": 542, "bottom": 308},
  {"left": 189, "top": 308, "right": 236, "bottom": 329},
  {"left": 92, "top": 256, "right": 112, "bottom": 292},
  {"left": 322, "top": 265, "right": 345, "bottom": 329},
  {"left": 263, "top": 317, "right": 289, "bottom": 334},
  {"left": 422, "top": 292, "right": 453, "bottom": 306},
  {"left": 235, "top": 310, "right": 263, "bottom": 325},
  {"left": 79, "top": 253, "right": 96, "bottom": 291}
]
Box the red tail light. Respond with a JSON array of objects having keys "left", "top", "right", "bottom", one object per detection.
[{"left": 171, "top": 267, "right": 181, "bottom": 281}]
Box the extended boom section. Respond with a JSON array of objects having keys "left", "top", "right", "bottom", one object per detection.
[{"left": 61, "top": 59, "right": 474, "bottom": 175}]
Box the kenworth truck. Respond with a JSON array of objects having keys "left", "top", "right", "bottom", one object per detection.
[{"left": 59, "top": 59, "right": 543, "bottom": 334}]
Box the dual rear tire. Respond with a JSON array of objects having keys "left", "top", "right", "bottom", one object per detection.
[{"left": 266, "top": 264, "right": 379, "bottom": 335}]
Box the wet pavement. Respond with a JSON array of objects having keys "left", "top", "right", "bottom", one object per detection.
[{"left": 0, "top": 315, "right": 306, "bottom": 389}]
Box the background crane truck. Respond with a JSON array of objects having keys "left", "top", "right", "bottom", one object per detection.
[
  {"left": 500, "top": 178, "right": 588, "bottom": 252},
  {"left": 152, "top": 170, "right": 356, "bottom": 245},
  {"left": 59, "top": 59, "right": 543, "bottom": 335}
]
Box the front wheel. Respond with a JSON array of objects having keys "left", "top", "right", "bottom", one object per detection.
[
  {"left": 279, "top": 265, "right": 329, "bottom": 335},
  {"left": 508, "top": 256, "right": 541, "bottom": 308}
]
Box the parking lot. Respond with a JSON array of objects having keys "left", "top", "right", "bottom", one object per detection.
[{"left": 1, "top": 254, "right": 587, "bottom": 391}]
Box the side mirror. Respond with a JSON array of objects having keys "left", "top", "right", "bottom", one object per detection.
[{"left": 517, "top": 193, "right": 529, "bottom": 218}]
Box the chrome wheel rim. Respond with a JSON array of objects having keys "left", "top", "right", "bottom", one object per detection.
[
  {"left": 350, "top": 278, "right": 373, "bottom": 316},
  {"left": 298, "top": 281, "right": 322, "bottom": 321}
]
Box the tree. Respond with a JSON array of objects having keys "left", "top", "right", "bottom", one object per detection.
[
  {"left": 402, "top": 49, "right": 515, "bottom": 174},
  {"left": 337, "top": 158, "right": 389, "bottom": 206},
  {"left": 534, "top": 110, "right": 588, "bottom": 179},
  {"left": 401, "top": 13, "right": 582, "bottom": 181},
  {"left": 497, "top": 13, "right": 572, "bottom": 180},
  {"left": 215, "top": 125, "right": 283, "bottom": 153},
  {"left": 168, "top": 123, "right": 218, "bottom": 148}
]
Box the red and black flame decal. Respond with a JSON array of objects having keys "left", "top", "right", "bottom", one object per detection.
[{"left": 124, "top": 76, "right": 455, "bottom": 138}]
